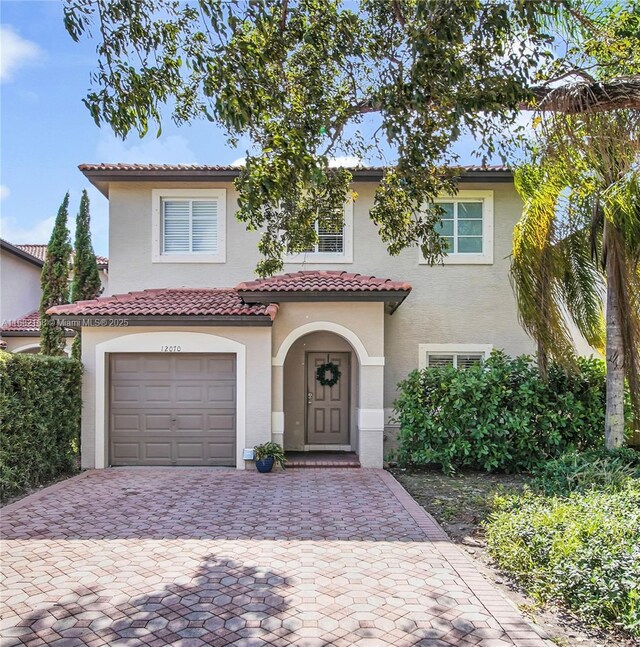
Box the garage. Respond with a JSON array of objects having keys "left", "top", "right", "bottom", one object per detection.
[{"left": 109, "top": 353, "right": 236, "bottom": 466}]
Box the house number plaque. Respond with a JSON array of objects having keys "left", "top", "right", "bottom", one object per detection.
[{"left": 160, "top": 345, "right": 182, "bottom": 352}]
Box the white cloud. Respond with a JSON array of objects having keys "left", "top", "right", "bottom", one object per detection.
[
  {"left": 0, "top": 185, "right": 9, "bottom": 201},
  {"left": 0, "top": 216, "right": 55, "bottom": 244},
  {"left": 328, "top": 156, "right": 362, "bottom": 168},
  {"left": 231, "top": 157, "right": 246, "bottom": 167},
  {"left": 0, "top": 25, "right": 42, "bottom": 82},
  {"left": 95, "top": 133, "right": 198, "bottom": 164}
]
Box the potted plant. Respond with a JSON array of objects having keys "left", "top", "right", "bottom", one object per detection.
[{"left": 253, "top": 442, "right": 286, "bottom": 473}]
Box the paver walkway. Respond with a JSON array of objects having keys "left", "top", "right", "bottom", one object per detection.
[{"left": 1, "top": 468, "right": 547, "bottom": 647}]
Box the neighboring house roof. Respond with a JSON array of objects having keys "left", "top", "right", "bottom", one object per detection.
[
  {"left": 16, "top": 244, "right": 109, "bottom": 269},
  {"left": 46, "top": 271, "right": 412, "bottom": 326},
  {"left": 0, "top": 309, "right": 74, "bottom": 338},
  {"left": 47, "top": 288, "right": 279, "bottom": 327},
  {"left": 0, "top": 239, "right": 44, "bottom": 267},
  {"left": 1, "top": 310, "right": 41, "bottom": 335},
  {"left": 79, "top": 163, "right": 513, "bottom": 196}
]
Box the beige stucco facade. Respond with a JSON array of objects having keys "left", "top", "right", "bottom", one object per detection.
[
  {"left": 70, "top": 165, "right": 612, "bottom": 469},
  {"left": 0, "top": 248, "right": 42, "bottom": 325}
]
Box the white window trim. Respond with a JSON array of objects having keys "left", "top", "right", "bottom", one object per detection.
[
  {"left": 418, "top": 190, "right": 494, "bottom": 265},
  {"left": 152, "top": 188, "right": 226, "bottom": 263},
  {"left": 285, "top": 198, "right": 354, "bottom": 264},
  {"left": 418, "top": 343, "right": 493, "bottom": 370}
]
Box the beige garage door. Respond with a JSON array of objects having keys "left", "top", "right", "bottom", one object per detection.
[{"left": 109, "top": 353, "right": 236, "bottom": 466}]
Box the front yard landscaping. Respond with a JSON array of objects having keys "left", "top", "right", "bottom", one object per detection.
[
  {"left": 391, "top": 353, "right": 639, "bottom": 646},
  {"left": 391, "top": 466, "right": 639, "bottom": 647}
]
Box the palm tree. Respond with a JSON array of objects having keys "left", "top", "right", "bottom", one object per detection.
[{"left": 511, "top": 110, "right": 640, "bottom": 448}]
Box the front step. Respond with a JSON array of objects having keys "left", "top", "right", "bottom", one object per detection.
[{"left": 285, "top": 452, "right": 361, "bottom": 468}]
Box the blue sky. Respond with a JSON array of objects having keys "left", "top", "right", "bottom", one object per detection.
[
  {"left": 1, "top": 1, "right": 500, "bottom": 258},
  {"left": 1, "top": 1, "right": 250, "bottom": 256}
]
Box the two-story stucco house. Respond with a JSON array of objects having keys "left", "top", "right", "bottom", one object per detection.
[
  {"left": 49, "top": 163, "right": 537, "bottom": 470},
  {"left": 0, "top": 240, "right": 108, "bottom": 354}
]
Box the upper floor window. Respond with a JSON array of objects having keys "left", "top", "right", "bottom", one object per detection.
[
  {"left": 419, "top": 190, "right": 494, "bottom": 265},
  {"left": 418, "top": 344, "right": 493, "bottom": 370},
  {"left": 306, "top": 217, "right": 345, "bottom": 254},
  {"left": 285, "top": 199, "right": 354, "bottom": 264},
  {"left": 152, "top": 189, "right": 226, "bottom": 263}
]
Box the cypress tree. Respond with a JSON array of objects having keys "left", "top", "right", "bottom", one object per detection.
[
  {"left": 40, "top": 193, "right": 73, "bottom": 355},
  {"left": 70, "top": 190, "right": 102, "bottom": 360}
]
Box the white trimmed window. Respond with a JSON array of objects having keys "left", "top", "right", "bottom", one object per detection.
[
  {"left": 419, "top": 190, "right": 494, "bottom": 265},
  {"left": 152, "top": 189, "right": 226, "bottom": 263},
  {"left": 285, "top": 199, "right": 353, "bottom": 264},
  {"left": 418, "top": 344, "right": 493, "bottom": 370}
]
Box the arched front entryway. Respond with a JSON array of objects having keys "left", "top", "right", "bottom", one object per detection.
[
  {"left": 282, "top": 331, "right": 359, "bottom": 453},
  {"left": 271, "top": 319, "right": 385, "bottom": 468}
]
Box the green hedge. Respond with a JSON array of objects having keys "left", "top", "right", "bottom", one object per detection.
[
  {"left": 486, "top": 486, "right": 640, "bottom": 636},
  {"left": 393, "top": 351, "right": 606, "bottom": 473},
  {"left": 0, "top": 351, "right": 82, "bottom": 501}
]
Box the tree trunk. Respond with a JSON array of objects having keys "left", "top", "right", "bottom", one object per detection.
[{"left": 604, "top": 249, "right": 626, "bottom": 449}]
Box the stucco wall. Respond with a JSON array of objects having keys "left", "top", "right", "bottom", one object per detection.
[
  {"left": 107, "top": 182, "right": 263, "bottom": 295},
  {"left": 3, "top": 336, "right": 72, "bottom": 355},
  {"left": 0, "top": 249, "right": 42, "bottom": 324},
  {"left": 79, "top": 325, "right": 272, "bottom": 470}
]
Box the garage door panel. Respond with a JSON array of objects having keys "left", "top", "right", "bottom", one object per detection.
[
  {"left": 208, "top": 385, "right": 236, "bottom": 403},
  {"left": 109, "top": 353, "right": 237, "bottom": 466},
  {"left": 207, "top": 414, "right": 235, "bottom": 430},
  {"left": 143, "top": 442, "right": 173, "bottom": 460},
  {"left": 112, "top": 385, "right": 141, "bottom": 404},
  {"left": 144, "top": 414, "right": 173, "bottom": 432},
  {"left": 145, "top": 385, "right": 172, "bottom": 402},
  {"left": 175, "top": 384, "right": 207, "bottom": 402},
  {"left": 111, "top": 442, "right": 141, "bottom": 462},
  {"left": 206, "top": 356, "right": 235, "bottom": 375},
  {"left": 207, "top": 441, "right": 236, "bottom": 464}
]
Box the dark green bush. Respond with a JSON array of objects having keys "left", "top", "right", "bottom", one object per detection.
[
  {"left": 486, "top": 486, "right": 640, "bottom": 636},
  {"left": 393, "top": 351, "right": 606, "bottom": 474},
  {"left": 532, "top": 448, "right": 640, "bottom": 496},
  {"left": 0, "top": 351, "right": 82, "bottom": 501}
]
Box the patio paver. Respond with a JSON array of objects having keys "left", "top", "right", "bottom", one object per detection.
[{"left": 0, "top": 468, "right": 548, "bottom": 646}]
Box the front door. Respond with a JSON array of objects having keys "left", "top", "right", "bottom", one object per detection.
[{"left": 306, "top": 352, "right": 350, "bottom": 445}]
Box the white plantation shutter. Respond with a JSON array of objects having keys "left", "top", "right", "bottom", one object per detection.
[
  {"left": 427, "top": 354, "right": 455, "bottom": 368},
  {"left": 163, "top": 200, "right": 190, "bottom": 253},
  {"left": 317, "top": 218, "right": 344, "bottom": 253},
  {"left": 192, "top": 201, "right": 218, "bottom": 253},
  {"left": 456, "top": 354, "right": 484, "bottom": 369},
  {"left": 162, "top": 199, "right": 218, "bottom": 254},
  {"left": 426, "top": 353, "right": 484, "bottom": 369}
]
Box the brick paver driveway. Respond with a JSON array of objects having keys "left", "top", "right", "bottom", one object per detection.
[{"left": 1, "top": 469, "right": 547, "bottom": 647}]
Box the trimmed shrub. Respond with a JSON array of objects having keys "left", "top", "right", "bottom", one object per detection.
[
  {"left": 486, "top": 486, "right": 640, "bottom": 636},
  {"left": 532, "top": 448, "right": 640, "bottom": 496},
  {"left": 0, "top": 351, "right": 82, "bottom": 501},
  {"left": 393, "top": 351, "right": 606, "bottom": 474}
]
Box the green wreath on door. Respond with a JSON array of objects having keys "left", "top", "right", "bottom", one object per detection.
[{"left": 316, "top": 361, "right": 341, "bottom": 387}]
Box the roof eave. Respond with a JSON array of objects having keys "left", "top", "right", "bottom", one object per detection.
[
  {"left": 49, "top": 314, "right": 274, "bottom": 329},
  {"left": 80, "top": 166, "right": 513, "bottom": 194},
  {"left": 0, "top": 240, "right": 45, "bottom": 267}
]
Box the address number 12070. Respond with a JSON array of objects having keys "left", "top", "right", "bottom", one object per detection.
[{"left": 160, "top": 345, "right": 182, "bottom": 352}]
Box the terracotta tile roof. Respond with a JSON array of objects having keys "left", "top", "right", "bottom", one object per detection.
[
  {"left": 236, "top": 270, "right": 412, "bottom": 294},
  {"left": 47, "top": 289, "right": 278, "bottom": 320},
  {"left": 80, "top": 163, "right": 510, "bottom": 173},
  {"left": 1, "top": 310, "right": 41, "bottom": 333},
  {"left": 16, "top": 244, "right": 109, "bottom": 268}
]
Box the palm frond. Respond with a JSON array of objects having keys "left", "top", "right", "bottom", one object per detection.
[{"left": 511, "top": 164, "right": 578, "bottom": 370}]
